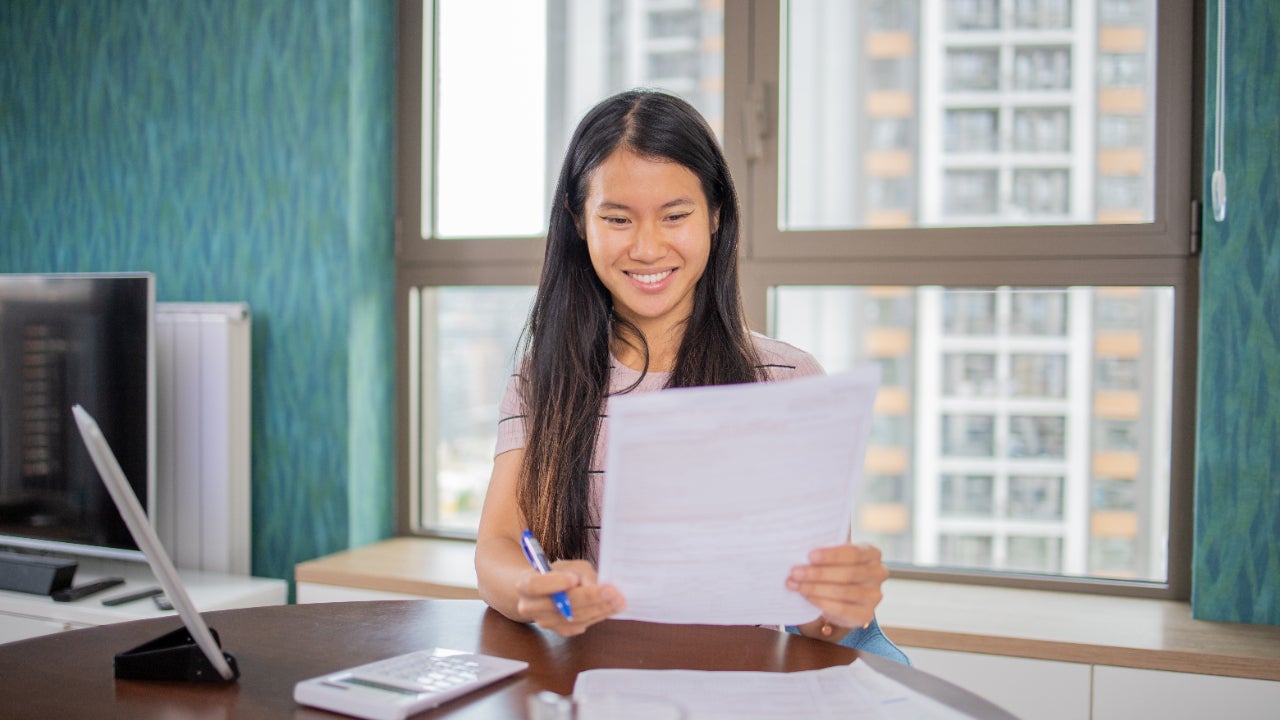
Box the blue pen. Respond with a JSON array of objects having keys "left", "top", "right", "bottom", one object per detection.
[{"left": 520, "top": 529, "right": 573, "bottom": 621}]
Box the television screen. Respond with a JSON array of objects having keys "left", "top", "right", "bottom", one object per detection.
[{"left": 0, "top": 273, "right": 154, "bottom": 560}]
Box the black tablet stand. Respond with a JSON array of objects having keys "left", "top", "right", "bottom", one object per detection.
[{"left": 113, "top": 626, "right": 240, "bottom": 682}]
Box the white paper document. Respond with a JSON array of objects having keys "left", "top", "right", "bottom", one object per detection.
[
  {"left": 573, "top": 663, "right": 976, "bottom": 720},
  {"left": 596, "top": 369, "right": 880, "bottom": 625}
]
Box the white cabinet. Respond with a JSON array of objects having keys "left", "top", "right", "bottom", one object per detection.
[
  {"left": 903, "top": 646, "right": 1280, "bottom": 720},
  {"left": 0, "top": 557, "right": 286, "bottom": 645},
  {"left": 905, "top": 646, "right": 1092, "bottom": 720},
  {"left": 1092, "top": 666, "right": 1280, "bottom": 720}
]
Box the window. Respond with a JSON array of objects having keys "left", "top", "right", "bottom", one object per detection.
[
  {"left": 774, "top": 285, "right": 1176, "bottom": 583},
  {"left": 1011, "top": 353, "right": 1069, "bottom": 397},
  {"left": 940, "top": 474, "right": 995, "bottom": 515},
  {"left": 408, "top": 286, "right": 536, "bottom": 532},
  {"left": 946, "top": 109, "right": 1000, "bottom": 153},
  {"left": 396, "top": 1, "right": 1196, "bottom": 597},
  {"left": 946, "top": 48, "right": 1001, "bottom": 92},
  {"left": 1013, "top": 0, "right": 1073, "bottom": 30},
  {"left": 1013, "top": 108, "right": 1072, "bottom": 152}
]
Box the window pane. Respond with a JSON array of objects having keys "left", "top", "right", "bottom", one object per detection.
[
  {"left": 943, "top": 291, "right": 997, "bottom": 335},
  {"left": 946, "top": 109, "right": 1000, "bottom": 153},
  {"left": 435, "top": 0, "right": 547, "bottom": 238},
  {"left": 782, "top": 0, "right": 1156, "bottom": 230},
  {"left": 1008, "top": 415, "right": 1066, "bottom": 459},
  {"left": 1013, "top": 46, "right": 1073, "bottom": 91},
  {"left": 940, "top": 474, "right": 995, "bottom": 516},
  {"left": 946, "top": 48, "right": 1001, "bottom": 92},
  {"left": 771, "top": 285, "right": 1174, "bottom": 581},
  {"left": 1008, "top": 475, "right": 1065, "bottom": 520},
  {"left": 431, "top": 0, "right": 724, "bottom": 239},
  {"left": 942, "top": 414, "right": 996, "bottom": 457},
  {"left": 942, "top": 353, "right": 998, "bottom": 396},
  {"left": 413, "top": 286, "right": 536, "bottom": 532},
  {"left": 943, "top": 170, "right": 1000, "bottom": 215},
  {"left": 1013, "top": 0, "right": 1074, "bottom": 30},
  {"left": 1013, "top": 107, "right": 1071, "bottom": 152},
  {"left": 940, "top": 534, "right": 994, "bottom": 567},
  {"left": 1010, "top": 353, "right": 1069, "bottom": 397},
  {"left": 1008, "top": 536, "right": 1063, "bottom": 572},
  {"left": 947, "top": 1, "right": 1000, "bottom": 30},
  {"left": 1010, "top": 290, "right": 1069, "bottom": 335}
]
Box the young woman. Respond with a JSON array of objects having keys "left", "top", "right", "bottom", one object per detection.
[{"left": 475, "top": 89, "right": 907, "bottom": 663}]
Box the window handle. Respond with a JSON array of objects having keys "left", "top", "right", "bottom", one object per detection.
[{"left": 743, "top": 82, "right": 770, "bottom": 163}]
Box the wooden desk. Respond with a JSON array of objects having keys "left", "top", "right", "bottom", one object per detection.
[{"left": 0, "top": 599, "right": 1015, "bottom": 719}]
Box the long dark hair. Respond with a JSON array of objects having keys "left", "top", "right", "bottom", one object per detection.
[{"left": 517, "top": 90, "right": 761, "bottom": 560}]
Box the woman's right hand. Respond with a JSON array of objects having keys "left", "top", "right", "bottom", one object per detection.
[{"left": 514, "top": 559, "right": 626, "bottom": 637}]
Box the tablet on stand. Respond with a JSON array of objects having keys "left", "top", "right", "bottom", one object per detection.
[{"left": 72, "top": 404, "right": 239, "bottom": 682}]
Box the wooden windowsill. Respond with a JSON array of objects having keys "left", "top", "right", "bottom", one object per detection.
[
  {"left": 294, "top": 536, "right": 480, "bottom": 600},
  {"left": 294, "top": 538, "right": 1280, "bottom": 682}
]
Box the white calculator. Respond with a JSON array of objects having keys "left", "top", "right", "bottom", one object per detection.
[{"left": 293, "top": 647, "right": 529, "bottom": 720}]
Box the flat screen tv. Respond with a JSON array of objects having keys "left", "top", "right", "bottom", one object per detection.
[{"left": 0, "top": 273, "right": 155, "bottom": 561}]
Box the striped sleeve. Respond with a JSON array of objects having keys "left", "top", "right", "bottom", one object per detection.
[
  {"left": 494, "top": 373, "right": 527, "bottom": 456},
  {"left": 751, "top": 333, "right": 826, "bottom": 381}
]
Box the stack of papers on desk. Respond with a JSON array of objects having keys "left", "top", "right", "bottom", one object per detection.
[
  {"left": 597, "top": 369, "right": 881, "bottom": 626},
  {"left": 573, "top": 662, "right": 975, "bottom": 720}
]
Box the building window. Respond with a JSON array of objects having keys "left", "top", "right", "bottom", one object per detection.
[
  {"left": 1012, "top": 168, "right": 1072, "bottom": 216},
  {"left": 1008, "top": 475, "right": 1065, "bottom": 520},
  {"left": 946, "top": 48, "right": 1001, "bottom": 91},
  {"left": 1013, "top": 0, "right": 1074, "bottom": 30},
  {"left": 940, "top": 474, "right": 996, "bottom": 516},
  {"left": 942, "top": 353, "right": 999, "bottom": 397},
  {"left": 947, "top": 0, "right": 1001, "bottom": 30},
  {"left": 1010, "top": 290, "right": 1070, "bottom": 336},
  {"left": 1013, "top": 108, "right": 1072, "bottom": 152},
  {"left": 1010, "top": 353, "right": 1069, "bottom": 398},
  {"left": 944, "top": 170, "right": 1001, "bottom": 215},
  {"left": 1009, "top": 415, "right": 1067, "bottom": 459},
  {"left": 1099, "top": 53, "right": 1147, "bottom": 87},
  {"left": 940, "top": 534, "right": 995, "bottom": 567},
  {"left": 946, "top": 109, "right": 1000, "bottom": 153}
]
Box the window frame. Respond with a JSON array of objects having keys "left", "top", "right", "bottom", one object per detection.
[{"left": 393, "top": 0, "right": 1201, "bottom": 598}]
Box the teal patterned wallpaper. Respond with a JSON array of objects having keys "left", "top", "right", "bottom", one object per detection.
[
  {"left": 1194, "top": 0, "right": 1280, "bottom": 624},
  {"left": 0, "top": 0, "right": 396, "bottom": 582}
]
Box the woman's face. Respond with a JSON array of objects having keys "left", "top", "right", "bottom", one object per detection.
[{"left": 581, "top": 148, "right": 714, "bottom": 340}]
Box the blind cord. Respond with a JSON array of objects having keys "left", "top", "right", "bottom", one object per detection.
[{"left": 1212, "top": 0, "right": 1228, "bottom": 221}]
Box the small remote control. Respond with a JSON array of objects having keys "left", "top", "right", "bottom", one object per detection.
[
  {"left": 102, "top": 586, "right": 164, "bottom": 606},
  {"left": 51, "top": 577, "right": 125, "bottom": 602}
]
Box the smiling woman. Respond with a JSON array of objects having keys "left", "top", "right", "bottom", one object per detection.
[
  {"left": 582, "top": 149, "right": 712, "bottom": 371},
  {"left": 485, "top": 90, "right": 762, "bottom": 569},
  {"left": 471, "top": 89, "right": 909, "bottom": 665}
]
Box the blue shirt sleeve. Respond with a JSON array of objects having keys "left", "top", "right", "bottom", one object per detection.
[{"left": 784, "top": 617, "right": 911, "bottom": 666}]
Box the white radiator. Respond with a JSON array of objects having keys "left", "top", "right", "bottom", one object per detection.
[{"left": 154, "top": 303, "right": 252, "bottom": 575}]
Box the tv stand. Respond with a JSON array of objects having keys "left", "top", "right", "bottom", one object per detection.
[{"left": 0, "top": 556, "right": 286, "bottom": 644}]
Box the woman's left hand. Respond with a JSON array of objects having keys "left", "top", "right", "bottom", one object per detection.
[{"left": 786, "top": 543, "right": 888, "bottom": 639}]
